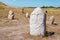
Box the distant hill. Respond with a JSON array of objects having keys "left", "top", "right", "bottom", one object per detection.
[
  {"left": 42, "top": 6, "right": 60, "bottom": 8},
  {"left": 0, "top": 2, "right": 8, "bottom": 9},
  {"left": 0, "top": 2, "right": 15, "bottom": 9}
]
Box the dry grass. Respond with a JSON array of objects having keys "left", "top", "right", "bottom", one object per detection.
[{"left": 0, "top": 8, "right": 60, "bottom": 40}]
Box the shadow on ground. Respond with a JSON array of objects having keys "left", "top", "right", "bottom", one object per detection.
[{"left": 45, "top": 31, "right": 55, "bottom": 37}]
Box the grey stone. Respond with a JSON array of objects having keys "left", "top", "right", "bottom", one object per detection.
[
  {"left": 30, "top": 7, "right": 46, "bottom": 36},
  {"left": 26, "top": 12, "right": 29, "bottom": 17},
  {"left": 49, "top": 16, "right": 55, "bottom": 24},
  {"left": 8, "top": 10, "right": 14, "bottom": 20}
]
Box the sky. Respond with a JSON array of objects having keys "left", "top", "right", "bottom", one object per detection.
[{"left": 0, "top": 0, "right": 60, "bottom": 7}]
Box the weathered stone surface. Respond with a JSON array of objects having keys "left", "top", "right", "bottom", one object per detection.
[
  {"left": 30, "top": 7, "right": 46, "bottom": 36},
  {"left": 49, "top": 16, "right": 55, "bottom": 24},
  {"left": 8, "top": 10, "right": 14, "bottom": 20}
]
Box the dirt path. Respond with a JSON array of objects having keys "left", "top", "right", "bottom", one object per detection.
[{"left": 0, "top": 24, "right": 30, "bottom": 40}]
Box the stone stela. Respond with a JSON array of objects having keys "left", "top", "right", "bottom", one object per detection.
[
  {"left": 26, "top": 12, "right": 29, "bottom": 17},
  {"left": 30, "top": 7, "right": 46, "bottom": 36},
  {"left": 8, "top": 10, "right": 14, "bottom": 20},
  {"left": 49, "top": 16, "right": 55, "bottom": 24}
]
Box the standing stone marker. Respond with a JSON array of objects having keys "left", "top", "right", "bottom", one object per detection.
[
  {"left": 46, "top": 11, "right": 47, "bottom": 13},
  {"left": 22, "top": 8, "right": 24, "bottom": 14},
  {"left": 30, "top": 7, "right": 46, "bottom": 36},
  {"left": 49, "top": 16, "right": 55, "bottom": 24},
  {"left": 26, "top": 12, "right": 29, "bottom": 17},
  {"left": 8, "top": 10, "right": 14, "bottom": 20}
]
